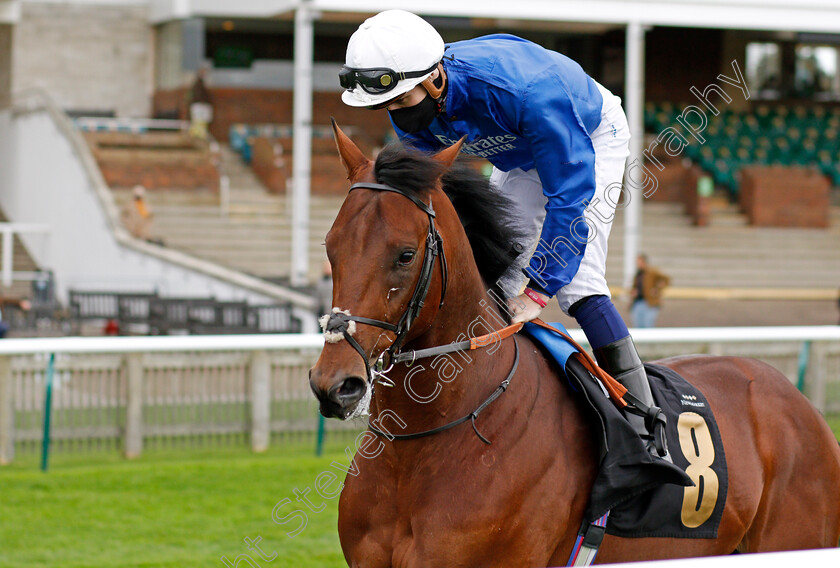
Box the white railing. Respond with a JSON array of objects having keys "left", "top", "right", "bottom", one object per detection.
[
  {"left": 1, "top": 325, "right": 838, "bottom": 355},
  {"left": 0, "top": 326, "right": 837, "bottom": 466},
  {"left": 0, "top": 222, "right": 50, "bottom": 287},
  {"left": 0, "top": 332, "right": 324, "bottom": 355},
  {"left": 73, "top": 117, "right": 189, "bottom": 133},
  {"left": 604, "top": 547, "right": 840, "bottom": 568}
]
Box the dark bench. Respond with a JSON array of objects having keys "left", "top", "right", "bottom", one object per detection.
[{"left": 69, "top": 290, "right": 302, "bottom": 335}]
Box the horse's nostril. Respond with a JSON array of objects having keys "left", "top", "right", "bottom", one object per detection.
[{"left": 329, "top": 376, "right": 367, "bottom": 405}]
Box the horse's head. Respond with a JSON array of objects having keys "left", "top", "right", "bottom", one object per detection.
[{"left": 309, "top": 121, "right": 463, "bottom": 419}]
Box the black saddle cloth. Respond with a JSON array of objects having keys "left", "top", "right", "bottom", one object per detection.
[
  {"left": 564, "top": 360, "right": 728, "bottom": 539},
  {"left": 606, "top": 364, "right": 728, "bottom": 538}
]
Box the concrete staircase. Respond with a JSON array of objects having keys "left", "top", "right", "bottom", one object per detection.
[
  {"left": 112, "top": 145, "right": 342, "bottom": 282},
  {"left": 113, "top": 148, "right": 840, "bottom": 294},
  {"left": 605, "top": 199, "right": 840, "bottom": 290},
  {"left": 0, "top": 208, "right": 41, "bottom": 299}
]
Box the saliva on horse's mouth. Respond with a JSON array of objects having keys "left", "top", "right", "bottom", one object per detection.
[
  {"left": 342, "top": 382, "right": 372, "bottom": 420},
  {"left": 317, "top": 381, "right": 372, "bottom": 421}
]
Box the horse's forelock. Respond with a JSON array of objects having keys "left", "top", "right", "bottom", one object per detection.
[
  {"left": 372, "top": 144, "right": 529, "bottom": 301},
  {"left": 373, "top": 144, "right": 444, "bottom": 198}
]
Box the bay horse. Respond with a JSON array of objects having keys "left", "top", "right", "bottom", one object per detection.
[{"left": 309, "top": 123, "right": 840, "bottom": 567}]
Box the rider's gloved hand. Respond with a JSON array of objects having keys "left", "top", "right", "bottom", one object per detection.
[{"left": 508, "top": 288, "right": 550, "bottom": 323}]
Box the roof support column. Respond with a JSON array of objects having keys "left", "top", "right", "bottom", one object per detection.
[
  {"left": 291, "top": 0, "right": 314, "bottom": 287},
  {"left": 623, "top": 20, "right": 646, "bottom": 291}
]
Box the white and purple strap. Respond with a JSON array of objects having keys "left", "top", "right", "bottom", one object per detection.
[{"left": 566, "top": 511, "right": 610, "bottom": 567}]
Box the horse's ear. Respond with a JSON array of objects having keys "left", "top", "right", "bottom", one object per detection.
[
  {"left": 331, "top": 118, "right": 370, "bottom": 180},
  {"left": 432, "top": 136, "right": 465, "bottom": 170}
]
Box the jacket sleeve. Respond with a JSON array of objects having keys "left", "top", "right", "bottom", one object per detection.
[
  {"left": 651, "top": 268, "right": 671, "bottom": 290},
  {"left": 518, "top": 74, "right": 598, "bottom": 297}
]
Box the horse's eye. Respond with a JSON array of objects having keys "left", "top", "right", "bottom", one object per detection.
[{"left": 397, "top": 250, "right": 416, "bottom": 266}]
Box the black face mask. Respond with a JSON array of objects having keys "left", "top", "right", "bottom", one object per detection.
[{"left": 388, "top": 95, "right": 439, "bottom": 133}]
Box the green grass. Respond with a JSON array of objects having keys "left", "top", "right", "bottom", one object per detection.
[
  {"left": 825, "top": 412, "right": 840, "bottom": 438},
  {"left": 0, "top": 443, "right": 353, "bottom": 568},
  {"left": 1, "top": 417, "right": 838, "bottom": 568}
]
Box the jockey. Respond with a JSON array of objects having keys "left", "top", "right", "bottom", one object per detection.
[{"left": 339, "top": 10, "right": 668, "bottom": 459}]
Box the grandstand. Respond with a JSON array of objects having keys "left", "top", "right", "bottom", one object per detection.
[
  {"left": 645, "top": 102, "right": 840, "bottom": 196},
  {"left": 1, "top": 0, "right": 840, "bottom": 333}
]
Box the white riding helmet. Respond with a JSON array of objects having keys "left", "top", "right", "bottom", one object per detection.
[{"left": 340, "top": 10, "right": 445, "bottom": 108}]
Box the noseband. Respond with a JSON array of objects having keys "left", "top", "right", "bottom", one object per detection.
[{"left": 322, "top": 182, "right": 449, "bottom": 384}]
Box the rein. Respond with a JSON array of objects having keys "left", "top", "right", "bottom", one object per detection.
[{"left": 369, "top": 337, "right": 520, "bottom": 445}]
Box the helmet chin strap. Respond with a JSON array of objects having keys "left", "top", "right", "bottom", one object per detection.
[{"left": 421, "top": 65, "right": 446, "bottom": 103}]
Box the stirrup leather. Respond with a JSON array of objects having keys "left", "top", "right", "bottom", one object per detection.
[{"left": 621, "top": 389, "right": 668, "bottom": 457}]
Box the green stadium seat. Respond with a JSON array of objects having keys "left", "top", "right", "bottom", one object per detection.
[
  {"left": 753, "top": 147, "right": 770, "bottom": 165},
  {"left": 769, "top": 116, "right": 786, "bottom": 136},
  {"left": 755, "top": 105, "right": 772, "bottom": 121},
  {"left": 715, "top": 146, "right": 733, "bottom": 159},
  {"left": 816, "top": 150, "right": 833, "bottom": 175},
  {"left": 786, "top": 127, "right": 802, "bottom": 143},
  {"left": 822, "top": 129, "right": 839, "bottom": 150},
  {"left": 650, "top": 102, "right": 840, "bottom": 192}
]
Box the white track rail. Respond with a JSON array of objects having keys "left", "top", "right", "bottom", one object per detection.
[
  {"left": 601, "top": 547, "right": 840, "bottom": 567},
  {"left": 0, "top": 325, "right": 839, "bottom": 355}
]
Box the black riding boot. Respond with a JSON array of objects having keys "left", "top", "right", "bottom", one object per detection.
[{"left": 594, "top": 336, "right": 670, "bottom": 460}]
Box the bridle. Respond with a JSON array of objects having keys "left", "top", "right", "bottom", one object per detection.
[
  {"left": 321, "top": 179, "right": 527, "bottom": 445},
  {"left": 321, "top": 182, "right": 448, "bottom": 385}
]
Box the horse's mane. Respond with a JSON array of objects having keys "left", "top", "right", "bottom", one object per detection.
[{"left": 374, "top": 144, "right": 528, "bottom": 300}]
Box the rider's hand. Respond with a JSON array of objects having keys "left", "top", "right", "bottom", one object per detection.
[{"left": 508, "top": 289, "right": 549, "bottom": 324}]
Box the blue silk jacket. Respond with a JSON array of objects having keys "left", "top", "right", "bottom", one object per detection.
[{"left": 396, "top": 34, "right": 605, "bottom": 296}]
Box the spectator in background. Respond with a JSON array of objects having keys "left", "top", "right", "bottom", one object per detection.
[
  {"left": 0, "top": 295, "right": 31, "bottom": 338},
  {"left": 630, "top": 254, "right": 670, "bottom": 328},
  {"left": 188, "top": 66, "right": 214, "bottom": 140},
  {"left": 121, "top": 185, "right": 162, "bottom": 245}
]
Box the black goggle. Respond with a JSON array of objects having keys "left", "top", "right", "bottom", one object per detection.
[{"left": 339, "top": 63, "right": 438, "bottom": 95}]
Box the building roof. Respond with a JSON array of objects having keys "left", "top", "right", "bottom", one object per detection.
[{"left": 148, "top": 0, "right": 840, "bottom": 33}]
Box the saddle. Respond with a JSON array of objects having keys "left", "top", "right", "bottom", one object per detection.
[{"left": 521, "top": 321, "right": 728, "bottom": 540}]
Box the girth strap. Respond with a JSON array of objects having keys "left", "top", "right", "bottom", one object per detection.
[{"left": 567, "top": 511, "right": 610, "bottom": 566}]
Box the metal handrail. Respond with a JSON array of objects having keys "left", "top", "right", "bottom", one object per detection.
[{"left": 0, "top": 222, "right": 50, "bottom": 287}]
